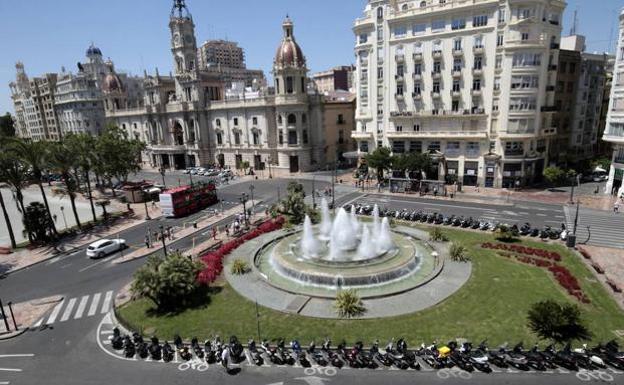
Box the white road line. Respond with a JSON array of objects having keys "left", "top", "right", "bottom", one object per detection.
[
  {"left": 60, "top": 298, "right": 77, "bottom": 322},
  {"left": 0, "top": 354, "right": 34, "bottom": 358},
  {"left": 101, "top": 291, "right": 113, "bottom": 314},
  {"left": 79, "top": 256, "right": 113, "bottom": 273},
  {"left": 32, "top": 318, "right": 43, "bottom": 328},
  {"left": 0, "top": 369, "right": 21, "bottom": 372},
  {"left": 0, "top": 381, "right": 9, "bottom": 384},
  {"left": 100, "top": 330, "right": 114, "bottom": 335},
  {"left": 74, "top": 295, "right": 89, "bottom": 319},
  {"left": 88, "top": 293, "right": 101, "bottom": 317},
  {"left": 46, "top": 300, "right": 65, "bottom": 324}
]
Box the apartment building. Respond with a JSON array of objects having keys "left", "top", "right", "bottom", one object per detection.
[
  {"left": 198, "top": 39, "right": 266, "bottom": 88},
  {"left": 313, "top": 66, "right": 355, "bottom": 93},
  {"left": 353, "top": 0, "right": 564, "bottom": 188}
]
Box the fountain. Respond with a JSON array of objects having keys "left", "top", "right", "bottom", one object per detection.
[
  {"left": 301, "top": 216, "right": 320, "bottom": 259},
  {"left": 319, "top": 198, "right": 333, "bottom": 240}
]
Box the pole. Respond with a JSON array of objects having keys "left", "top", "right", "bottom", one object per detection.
[
  {"left": 249, "top": 185, "right": 255, "bottom": 214},
  {"left": 60, "top": 206, "right": 67, "bottom": 229},
  {"left": 255, "top": 300, "right": 261, "bottom": 342},
  {"left": 189, "top": 171, "right": 193, "bottom": 186},
  {"left": 573, "top": 199, "right": 580, "bottom": 234},
  {"left": 144, "top": 199, "right": 151, "bottom": 220},
  {"left": 331, "top": 164, "right": 336, "bottom": 211},
  {"left": 312, "top": 176, "right": 316, "bottom": 209},
  {"left": 569, "top": 180, "right": 575, "bottom": 204},
  {"left": 160, "top": 225, "right": 167, "bottom": 256},
  {"left": 160, "top": 167, "right": 167, "bottom": 189},
  {"left": 0, "top": 298, "right": 10, "bottom": 332},
  {"left": 7, "top": 302, "right": 17, "bottom": 331}
]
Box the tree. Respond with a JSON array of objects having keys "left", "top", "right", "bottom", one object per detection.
[
  {"left": 9, "top": 139, "right": 58, "bottom": 236},
  {"left": 364, "top": 147, "right": 392, "bottom": 182},
  {"left": 0, "top": 113, "right": 15, "bottom": 137},
  {"left": 130, "top": 252, "right": 204, "bottom": 311},
  {"left": 23, "top": 202, "right": 55, "bottom": 245},
  {"left": 495, "top": 224, "right": 518, "bottom": 242},
  {"left": 0, "top": 154, "right": 29, "bottom": 219},
  {"left": 95, "top": 199, "right": 111, "bottom": 221},
  {"left": 95, "top": 125, "right": 145, "bottom": 194},
  {"left": 391, "top": 152, "right": 432, "bottom": 180},
  {"left": 334, "top": 289, "right": 366, "bottom": 318},
  {"left": 282, "top": 181, "right": 307, "bottom": 225},
  {"left": 0, "top": 153, "right": 17, "bottom": 248},
  {"left": 64, "top": 133, "right": 97, "bottom": 222},
  {"left": 544, "top": 166, "right": 576, "bottom": 187},
  {"left": 49, "top": 141, "right": 82, "bottom": 229},
  {"left": 527, "top": 300, "right": 591, "bottom": 343}
]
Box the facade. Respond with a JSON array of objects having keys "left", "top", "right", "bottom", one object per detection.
[
  {"left": 198, "top": 39, "right": 266, "bottom": 88},
  {"left": 551, "top": 35, "right": 612, "bottom": 163},
  {"left": 604, "top": 10, "right": 624, "bottom": 197},
  {"left": 322, "top": 90, "right": 357, "bottom": 165},
  {"left": 9, "top": 63, "right": 60, "bottom": 141},
  {"left": 313, "top": 65, "right": 356, "bottom": 93},
  {"left": 105, "top": 1, "right": 326, "bottom": 173},
  {"left": 353, "top": 0, "right": 565, "bottom": 188}
]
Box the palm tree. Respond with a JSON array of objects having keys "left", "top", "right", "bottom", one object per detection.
[
  {"left": 0, "top": 156, "right": 30, "bottom": 242},
  {"left": 10, "top": 139, "right": 58, "bottom": 236},
  {"left": 0, "top": 154, "right": 18, "bottom": 248},
  {"left": 95, "top": 199, "right": 111, "bottom": 221},
  {"left": 49, "top": 142, "right": 81, "bottom": 230},
  {"left": 65, "top": 134, "right": 97, "bottom": 222}
]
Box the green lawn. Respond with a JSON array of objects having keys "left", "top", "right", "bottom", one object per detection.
[{"left": 118, "top": 226, "right": 624, "bottom": 346}]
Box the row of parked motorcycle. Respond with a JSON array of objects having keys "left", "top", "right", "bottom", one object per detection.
[
  {"left": 111, "top": 329, "right": 624, "bottom": 373},
  {"left": 345, "top": 204, "right": 570, "bottom": 241}
]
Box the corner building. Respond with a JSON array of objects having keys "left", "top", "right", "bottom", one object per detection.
[{"left": 353, "top": 0, "right": 565, "bottom": 187}]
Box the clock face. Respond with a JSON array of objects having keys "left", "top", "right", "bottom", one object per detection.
[
  {"left": 173, "top": 33, "right": 180, "bottom": 44},
  {"left": 184, "top": 34, "right": 193, "bottom": 44}
]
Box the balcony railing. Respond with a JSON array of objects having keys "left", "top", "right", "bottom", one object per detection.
[
  {"left": 504, "top": 149, "right": 525, "bottom": 157},
  {"left": 431, "top": 71, "right": 442, "bottom": 79},
  {"left": 395, "top": 54, "right": 405, "bottom": 63},
  {"left": 541, "top": 106, "right": 558, "bottom": 112},
  {"left": 432, "top": 50, "right": 442, "bottom": 59},
  {"left": 412, "top": 92, "right": 422, "bottom": 99},
  {"left": 413, "top": 73, "right": 422, "bottom": 81},
  {"left": 472, "top": 68, "right": 483, "bottom": 76},
  {"left": 413, "top": 53, "right": 423, "bottom": 61},
  {"left": 452, "top": 70, "right": 462, "bottom": 78},
  {"left": 453, "top": 49, "right": 463, "bottom": 57},
  {"left": 473, "top": 45, "right": 485, "bottom": 54}
]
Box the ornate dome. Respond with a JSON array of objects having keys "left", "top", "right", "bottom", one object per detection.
[
  {"left": 274, "top": 17, "right": 306, "bottom": 68},
  {"left": 86, "top": 44, "right": 102, "bottom": 57},
  {"left": 102, "top": 63, "right": 123, "bottom": 93}
]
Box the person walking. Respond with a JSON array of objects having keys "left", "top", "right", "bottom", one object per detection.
[
  {"left": 212, "top": 227, "right": 217, "bottom": 241},
  {"left": 144, "top": 235, "right": 150, "bottom": 248},
  {"left": 221, "top": 346, "right": 229, "bottom": 372},
  {"left": 615, "top": 201, "right": 620, "bottom": 213}
]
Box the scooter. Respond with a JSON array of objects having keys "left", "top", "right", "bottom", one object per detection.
[{"left": 248, "top": 339, "right": 264, "bottom": 366}]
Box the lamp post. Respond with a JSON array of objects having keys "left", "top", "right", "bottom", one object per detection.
[
  {"left": 569, "top": 174, "right": 580, "bottom": 204},
  {"left": 159, "top": 225, "right": 167, "bottom": 256},
  {"left": 60, "top": 206, "right": 67, "bottom": 229},
  {"left": 249, "top": 184, "right": 255, "bottom": 214},
  {"left": 143, "top": 192, "right": 151, "bottom": 220},
  {"left": 331, "top": 164, "right": 336, "bottom": 211},
  {"left": 268, "top": 156, "right": 273, "bottom": 179},
  {"left": 159, "top": 166, "right": 167, "bottom": 189},
  {"left": 240, "top": 193, "right": 249, "bottom": 225}
]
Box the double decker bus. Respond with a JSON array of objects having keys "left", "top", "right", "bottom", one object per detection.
[{"left": 159, "top": 181, "right": 218, "bottom": 218}]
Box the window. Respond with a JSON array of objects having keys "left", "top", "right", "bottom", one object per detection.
[
  {"left": 286, "top": 77, "right": 294, "bottom": 93},
  {"left": 521, "top": 32, "right": 529, "bottom": 41},
  {"left": 414, "top": 63, "right": 422, "bottom": 75},
  {"left": 337, "top": 114, "right": 345, "bottom": 124},
  {"left": 377, "top": 28, "right": 384, "bottom": 42},
  {"left": 518, "top": 8, "right": 531, "bottom": 20},
  {"left": 288, "top": 130, "right": 298, "bottom": 145},
  {"left": 396, "top": 125, "right": 403, "bottom": 132},
  {"left": 278, "top": 130, "right": 283, "bottom": 145},
  {"left": 377, "top": 6, "right": 384, "bottom": 19},
  {"left": 413, "top": 23, "right": 426, "bottom": 35},
  {"left": 498, "top": 8, "right": 506, "bottom": 23},
  {"left": 234, "top": 132, "right": 241, "bottom": 145},
  {"left": 452, "top": 80, "right": 460, "bottom": 92},
  {"left": 302, "top": 130, "right": 308, "bottom": 144},
  {"left": 302, "top": 113, "right": 307, "bottom": 123},
  {"left": 377, "top": 67, "right": 384, "bottom": 79},
  {"left": 360, "top": 141, "right": 369, "bottom": 152},
  {"left": 473, "top": 15, "right": 488, "bottom": 27},
  {"left": 277, "top": 115, "right": 283, "bottom": 124},
  {"left": 474, "top": 35, "right": 483, "bottom": 48},
  {"left": 452, "top": 100, "right": 460, "bottom": 111},
  {"left": 474, "top": 56, "right": 483, "bottom": 69},
  {"left": 511, "top": 75, "right": 538, "bottom": 89},
  {"left": 377, "top": 104, "right": 384, "bottom": 115},
  {"left": 494, "top": 77, "right": 501, "bottom": 90},
  {"left": 414, "top": 83, "right": 421, "bottom": 94},
  {"left": 509, "top": 98, "right": 537, "bottom": 111},
  {"left": 396, "top": 84, "right": 404, "bottom": 95},
  {"left": 569, "top": 62, "right": 576, "bottom": 74},
  {"left": 447, "top": 141, "right": 460, "bottom": 151},
  {"left": 392, "top": 141, "right": 405, "bottom": 153},
  {"left": 452, "top": 18, "right": 466, "bottom": 30},
  {"left": 397, "top": 64, "right": 404, "bottom": 76},
  {"left": 433, "top": 61, "right": 441, "bottom": 73},
  {"left": 410, "top": 141, "right": 422, "bottom": 153},
  {"left": 433, "top": 40, "right": 442, "bottom": 52},
  {"left": 252, "top": 131, "right": 259, "bottom": 145},
  {"left": 233, "top": 117, "right": 239, "bottom": 126},
  {"left": 497, "top": 34, "right": 504, "bottom": 46},
  {"left": 287, "top": 114, "right": 297, "bottom": 125},
  {"left": 467, "top": 142, "right": 480, "bottom": 152},
  {"left": 428, "top": 141, "right": 441, "bottom": 151},
  {"left": 252, "top": 117, "right": 258, "bottom": 125},
  {"left": 413, "top": 124, "right": 420, "bottom": 132},
  {"left": 215, "top": 119, "right": 221, "bottom": 127},
  {"left": 512, "top": 53, "right": 541, "bottom": 67},
  {"left": 495, "top": 55, "right": 502, "bottom": 69},
  {"left": 393, "top": 25, "right": 407, "bottom": 37},
  {"left": 453, "top": 38, "right": 462, "bottom": 51},
  {"left": 433, "top": 82, "right": 440, "bottom": 93},
  {"left": 358, "top": 33, "right": 368, "bottom": 44},
  {"left": 472, "top": 79, "right": 481, "bottom": 91},
  {"left": 432, "top": 20, "right": 445, "bottom": 32},
  {"left": 216, "top": 132, "right": 223, "bottom": 145},
  {"left": 453, "top": 58, "right": 462, "bottom": 71}
]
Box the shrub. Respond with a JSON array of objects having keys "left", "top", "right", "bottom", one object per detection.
[
  {"left": 495, "top": 225, "right": 517, "bottom": 242},
  {"left": 131, "top": 252, "right": 204, "bottom": 311},
  {"left": 429, "top": 227, "right": 448, "bottom": 242},
  {"left": 527, "top": 300, "right": 591, "bottom": 343},
  {"left": 230, "top": 259, "right": 250, "bottom": 275},
  {"left": 334, "top": 289, "right": 366, "bottom": 319},
  {"left": 449, "top": 243, "right": 470, "bottom": 262}
]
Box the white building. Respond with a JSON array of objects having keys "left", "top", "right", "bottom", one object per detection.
[
  {"left": 353, "top": 0, "right": 564, "bottom": 188},
  {"left": 604, "top": 9, "right": 624, "bottom": 197}
]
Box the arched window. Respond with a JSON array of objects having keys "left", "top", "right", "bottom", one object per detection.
[
  {"left": 188, "top": 119, "right": 196, "bottom": 143},
  {"left": 173, "top": 121, "right": 184, "bottom": 145},
  {"left": 402, "top": 4, "right": 408, "bottom": 11},
  {"left": 420, "top": 1, "right": 426, "bottom": 8},
  {"left": 215, "top": 119, "right": 221, "bottom": 127},
  {"left": 377, "top": 6, "right": 384, "bottom": 19},
  {"left": 287, "top": 114, "right": 297, "bottom": 125},
  {"left": 277, "top": 115, "right": 283, "bottom": 124},
  {"left": 176, "top": 57, "right": 183, "bottom": 72},
  {"left": 302, "top": 113, "right": 307, "bottom": 124}
]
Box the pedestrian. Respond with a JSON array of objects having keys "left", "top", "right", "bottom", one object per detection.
[
  {"left": 475, "top": 183, "right": 480, "bottom": 193},
  {"left": 225, "top": 226, "right": 230, "bottom": 237},
  {"left": 615, "top": 202, "right": 620, "bottom": 213},
  {"left": 145, "top": 235, "right": 150, "bottom": 248},
  {"left": 221, "top": 346, "right": 229, "bottom": 372},
  {"left": 433, "top": 186, "right": 438, "bottom": 197},
  {"left": 212, "top": 227, "right": 217, "bottom": 240}
]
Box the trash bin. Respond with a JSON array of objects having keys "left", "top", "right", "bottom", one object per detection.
[{"left": 566, "top": 234, "right": 576, "bottom": 248}]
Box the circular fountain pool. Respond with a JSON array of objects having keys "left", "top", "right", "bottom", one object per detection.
[{"left": 254, "top": 200, "right": 440, "bottom": 298}]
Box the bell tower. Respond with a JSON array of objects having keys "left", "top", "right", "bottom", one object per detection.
[{"left": 169, "top": 0, "right": 200, "bottom": 102}]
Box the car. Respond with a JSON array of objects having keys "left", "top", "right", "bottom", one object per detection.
[
  {"left": 183, "top": 168, "right": 193, "bottom": 174},
  {"left": 86, "top": 239, "right": 127, "bottom": 259}
]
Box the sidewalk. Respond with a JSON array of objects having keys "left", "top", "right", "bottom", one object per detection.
[
  {"left": 113, "top": 203, "right": 258, "bottom": 264},
  {"left": 577, "top": 245, "right": 624, "bottom": 310},
  {"left": 0, "top": 295, "right": 63, "bottom": 340}
]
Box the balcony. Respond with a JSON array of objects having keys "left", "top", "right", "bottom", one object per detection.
[
  {"left": 466, "top": 149, "right": 481, "bottom": 158},
  {"left": 431, "top": 91, "right": 441, "bottom": 99},
  {"left": 413, "top": 52, "right": 423, "bottom": 61},
  {"left": 504, "top": 149, "right": 525, "bottom": 157},
  {"left": 431, "top": 71, "right": 442, "bottom": 80},
  {"left": 377, "top": 77, "right": 384, "bottom": 83},
  {"left": 453, "top": 49, "right": 463, "bottom": 57},
  {"left": 395, "top": 93, "right": 405, "bottom": 101},
  {"left": 351, "top": 131, "right": 373, "bottom": 139},
  {"left": 471, "top": 89, "right": 482, "bottom": 97},
  {"left": 493, "top": 87, "right": 501, "bottom": 95},
  {"left": 395, "top": 74, "right": 404, "bottom": 83},
  {"left": 432, "top": 50, "right": 442, "bottom": 59},
  {"left": 445, "top": 149, "right": 461, "bottom": 158},
  {"left": 412, "top": 92, "right": 422, "bottom": 100},
  {"left": 473, "top": 45, "right": 485, "bottom": 54},
  {"left": 452, "top": 70, "right": 462, "bottom": 78},
  {"left": 472, "top": 67, "right": 483, "bottom": 76},
  {"left": 451, "top": 90, "right": 461, "bottom": 98},
  {"left": 395, "top": 54, "right": 405, "bottom": 63},
  {"left": 359, "top": 60, "right": 368, "bottom": 68},
  {"left": 541, "top": 106, "right": 558, "bottom": 112},
  {"left": 413, "top": 73, "right": 422, "bottom": 81}
]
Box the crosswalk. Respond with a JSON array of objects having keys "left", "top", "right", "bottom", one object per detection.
[
  {"left": 32, "top": 290, "right": 114, "bottom": 327},
  {"left": 564, "top": 205, "right": 624, "bottom": 249}
]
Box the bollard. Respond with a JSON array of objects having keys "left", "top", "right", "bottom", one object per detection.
[
  {"left": 0, "top": 298, "right": 10, "bottom": 332},
  {"left": 7, "top": 302, "right": 17, "bottom": 331}
]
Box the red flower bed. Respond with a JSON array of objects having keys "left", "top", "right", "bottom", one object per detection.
[
  {"left": 482, "top": 242, "right": 562, "bottom": 262},
  {"left": 578, "top": 247, "right": 592, "bottom": 260},
  {"left": 197, "top": 216, "right": 285, "bottom": 285}
]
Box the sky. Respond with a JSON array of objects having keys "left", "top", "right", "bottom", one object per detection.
[{"left": 1, "top": 0, "right": 623, "bottom": 115}]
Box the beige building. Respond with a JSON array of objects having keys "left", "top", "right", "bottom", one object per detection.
[
  {"left": 313, "top": 66, "right": 355, "bottom": 93},
  {"left": 322, "top": 90, "right": 357, "bottom": 165},
  {"left": 353, "top": 0, "right": 565, "bottom": 188}
]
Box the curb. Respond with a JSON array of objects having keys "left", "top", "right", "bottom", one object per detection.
[{"left": 0, "top": 327, "right": 28, "bottom": 341}]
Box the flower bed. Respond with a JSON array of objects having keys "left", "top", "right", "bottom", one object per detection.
[
  {"left": 490, "top": 244, "right": 589, "bottom": 304},
  {"left": 482, "top": 242, "right": 562, "bottom": 262},
  {"left": 197, "top": 216, "right": 285, "bottom": 285}
]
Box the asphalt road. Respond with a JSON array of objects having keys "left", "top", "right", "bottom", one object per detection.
[{"left": 1, "top": 176, "right": 620, "bottom": 385}]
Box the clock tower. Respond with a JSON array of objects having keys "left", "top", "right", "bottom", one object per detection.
[{"left": 169, "top": 0, "right": 200, "bottom": 103}]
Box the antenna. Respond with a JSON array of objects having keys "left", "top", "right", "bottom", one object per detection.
[{"left": 569, "top": 9, "right": 578, "bottom": 35}]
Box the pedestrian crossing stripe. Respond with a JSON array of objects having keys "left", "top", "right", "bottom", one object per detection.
[{"left": 43, "top": 291, "right": 114, "bottom": 326}]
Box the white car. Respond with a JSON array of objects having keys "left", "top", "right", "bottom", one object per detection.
[{"left": 86, "top": 239, "right": 126, "bottom": 259}]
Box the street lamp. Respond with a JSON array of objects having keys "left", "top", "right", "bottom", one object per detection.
[
  {"left": 159, "top": 225, "right": 167, "bottom": 256},
  {"left": 569, "top": 174, "right": 581, "bottom": 204},
  {"left": 249, "top": 184, "right": 255, "bottom": 214},
  {"left": 159, "top": 166, "right": 167, "bottom": 189},
  {"left": 268, "top": 156, "right": 273, "bottom": 179},
  {"left": 59, "top": 205, "right": 68, "bottom": 230},
  {"left": 312, "top": 176, "right": 316, "bottom": 209},
  {"left": 143, "top": 192, "right": 151, "bottom": 220},
  {"left": 240, "top": 193, "right": 249, "bottom": 225}
]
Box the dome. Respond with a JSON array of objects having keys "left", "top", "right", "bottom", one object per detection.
[
  {"left": 86, "top": 44, "right": 102, "bottom": 57},
  {"left": 102, "top": 73, "right": 123, "bottom": 93},
  {"left": 274, "top": 17, "right": 306, "bottom": 68}
]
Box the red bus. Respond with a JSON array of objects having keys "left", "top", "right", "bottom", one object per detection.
[{"left": 159, "top": 182, "right": 218, "bottom": 218}]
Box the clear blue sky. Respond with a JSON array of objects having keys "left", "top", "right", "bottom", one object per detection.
[{"left": 1, "top": 0, "right": 623, "bottom": 114}]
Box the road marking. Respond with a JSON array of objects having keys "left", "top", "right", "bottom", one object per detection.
[
  {"left": 88, "top": 293, "right": 101, "bottom": 317},
  {"left": 0, "top": 369, "right": 21, "bottom": 372},
  {"left": 74, "top": 295, "right": 89, "bottom": 319},
  {"left": 46, "top": 300, "right": 65, "bottom": 325},
  {"left": 100, "top": 330, "right": 114, "bottom": 335},
  {"left": 79, "top": 256, "right": 114, "bottom": 273},
  {"left": 0, "top": 381, "right": 9, "bottom": 384},
  {"left": 101, "top": 291, "right": 113, "bottom": 314},
  {"left": 0, "top": 355, "right": 34, "bottom": 358},
  {"left": 60, "top": 298, "right": 77, "bottom": 322},
  {"left": 32, "top": 318, "right": 43, "bottom": 328}
]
